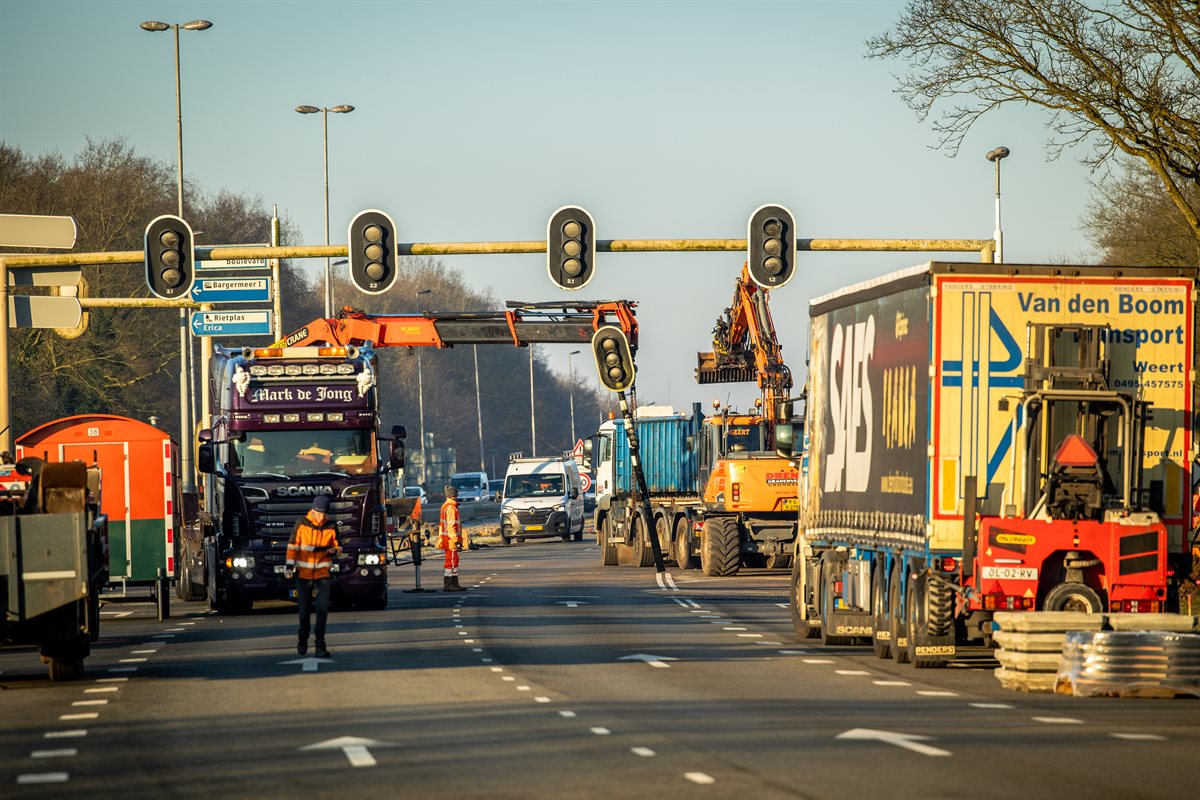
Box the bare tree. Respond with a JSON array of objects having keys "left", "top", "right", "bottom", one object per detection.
[
  {"left": 1083, "top": 158, "right": 1200, "bottom": 265},
  {"left": 867, "top": 1, "right": 1200, "bottom": 242}
]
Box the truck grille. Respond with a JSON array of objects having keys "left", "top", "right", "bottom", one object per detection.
[{"left": 250, "top": 499, "right": 358, "bottom": 536}]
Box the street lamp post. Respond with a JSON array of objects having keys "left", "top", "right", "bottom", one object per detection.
[
  {"left": 473, "top": 345, "right": 485, "bottom": 472},
  {"left": 295, "top": 103, "right": 355, "bottom": 318},
  {"left": 415, "top": 289, "right": 431, "bottom": 487},
  {"left": 986, "top": 146, "right": 1010, "bottom": 264},
  {"left": 567, "top": 349, "right": 581, "bottom": 445},
  {"left": 139, "top": 18, "right": 212, "bottom": 495},
  {"left": 529, "top": 345, "right": 537, "bottom": 457}
]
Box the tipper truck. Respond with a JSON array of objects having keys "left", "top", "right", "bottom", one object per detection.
[{"left": 792, "top": 261, "right": 1197, "bottom": 668}]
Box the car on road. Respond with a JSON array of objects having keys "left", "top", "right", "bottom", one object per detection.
[{"left": 403, "top": 485, "right": 427, "bottom": 502}]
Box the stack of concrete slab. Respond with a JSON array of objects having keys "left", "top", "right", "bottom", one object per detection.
[
  {"left": 992, "top": 612, "right": 1103, "bottom": 692},
  {"left": 1056, "top": 616, "right": 1200, "bottom": 698}
]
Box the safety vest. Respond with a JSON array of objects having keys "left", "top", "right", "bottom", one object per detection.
[
  {"left": 438, "top": 498, "right": 461, "bottom": 549},
  {"left": 286, "top": 510, "right": 340, "bottom": 580},
  {"left": 411, "top": 497, "right": 422, "bottom": 522}
]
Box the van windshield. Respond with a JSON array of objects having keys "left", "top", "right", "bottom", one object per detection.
[
  {"left": 451, "top": 475, "right": 484, "bottom": 491},
  {"left": 505, "top": 474, "right": 565, "bottom": 498}
]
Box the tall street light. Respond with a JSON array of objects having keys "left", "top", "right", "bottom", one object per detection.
[
  {"left": 415, "top": 289, "right": 431, "bottom": 487},
  {"left": 139, "top": 17, "right": 212, "bottom": 495},
  {"left": 529, "top": 345, "right": 537, "bottom": 457},
  {"left": 295, "top": 103, "right": 355, "bottom": 318},
  {"left": 473, "top": 345, "right": 485, "bottom": 472},
  {"left": 986, "top": 146, "right": 1010, "bottom": 264},
  {"left": 567, "top": 349, "right": 581, "bottom": 445}
]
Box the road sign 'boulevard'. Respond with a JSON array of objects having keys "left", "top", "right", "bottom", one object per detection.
[
  {"left": 191, "top": 277, "right": 270, "bottom": 303},
  {"left": 191, "top": 310, "right": 272, "bottom": 337}
]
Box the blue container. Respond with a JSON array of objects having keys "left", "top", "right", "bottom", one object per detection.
[{"left": 613, "top": 406, "right": 703, "bottom": 496}]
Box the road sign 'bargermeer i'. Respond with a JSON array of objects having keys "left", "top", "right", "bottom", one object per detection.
[{"left": 192, "top": 278, "right": 270, "bottom": 303}]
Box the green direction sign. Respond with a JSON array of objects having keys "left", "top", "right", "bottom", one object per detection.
[
  {"left": 7, "top": 296, "right": 83, "bottom": 329},
  {"left": 0, "top": 214, "right": 78, "bottom": 249}
]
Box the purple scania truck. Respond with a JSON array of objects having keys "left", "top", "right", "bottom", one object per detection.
[{"left": 188, "top": 344, "right": 393, "bottom": 613}]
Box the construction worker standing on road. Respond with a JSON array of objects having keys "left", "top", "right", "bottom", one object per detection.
[
  {"left": 439, "top": 486, "right": 466, "bottom": 592},
  {"left": 410, "top": 492, "right": 423, "bottom": 540},
  {"left": 286, "top": 495, "right": 340, "bottom": 657}
]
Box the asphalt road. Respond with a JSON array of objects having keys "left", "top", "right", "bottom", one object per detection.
[{"left": 2, "top": 539, "right": 1196, "bottom": 799}]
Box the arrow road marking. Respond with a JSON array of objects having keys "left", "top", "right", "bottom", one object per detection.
[
  {"left": 279, "top": 657, "right": 334, "bottom": 673},
  {"left": 836, "top": 728, "right": 951, "bottom": 758},
  {"left": 619, "top": 653, "right": 677, "bottom": 669},
  {"left": 300, "top": 736, "right": 397, "bottom": 768},
  {"left": 557, "top": 601, "right": 589, "bottom": 608}
]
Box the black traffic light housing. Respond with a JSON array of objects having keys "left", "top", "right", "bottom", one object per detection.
[
  {"left": 747, "top": 204, "right": 796, "bottom": 289},
  {"left": 591, "top": 325, "right": 636, "bottom": 392},
  {"left": 547, "top": 205, "right": 596, "bottom": 290},
  {"left": 348, "top": 209, "right": 399, "bottom": 295},
  {"left": 144, "top": 214, "right": 195, "bottom": 299}
]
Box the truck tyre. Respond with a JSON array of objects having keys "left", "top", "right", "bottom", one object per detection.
[
  {"left": 600, "top": 517, "right": 618, "bottom": 566},
  {"left": 655, "top": 515, "right": 674, "bottom": 567},
  {"left": 674, "top": 517, "right": 696, "bottom": 570},
  {"left": 871, "top": 562, "right": 891, "bottom": 659},
  {"left": 87, "top": 591, "right": 101, "bottom": 643},
  {"left": 1043, "top": 582, "right": 1103, "bottom": 614},
  {"left": 925, "top": 575, "right": 955, "bottom": 637},
  {"left": 790, "top": 555, "right": 820, "bottom": 639},
  {"left": 700, "top": 517, "right": 740, "bottom": 577},
  {"left": 889, "top": 563, "right": 909, "bottom": 664},
  {"left": 765, "top": 553, "right": 792, "bottom": 570},
  {"left": 631, "top": 514, "right": 655, "bottom": 568},
  {"left": 48, "top": 656, "right": 84, "bottom": 682},
  {"left": 178, "top": 544, "right": 206, "bottom": 602},
  {"left": 905, "top": 574, "right": 948, "bottom": 669},
  {"left": 820, "top": 558, "right": 856, "bottom": 646}
]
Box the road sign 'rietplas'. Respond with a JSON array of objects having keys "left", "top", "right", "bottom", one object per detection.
[
  {"left": 191, "top": 278, "right": 270, "bottom": 303},
  {"left": 190, "top": 310, "right": 272, "bottom": 337}
]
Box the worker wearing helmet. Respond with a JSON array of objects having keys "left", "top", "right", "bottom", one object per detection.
[
  {"left": 286, "top": 495, "right": 340, "bottom": 657},
  {"left": 439, "top": 486, "right": 466, "bottom": 592}
]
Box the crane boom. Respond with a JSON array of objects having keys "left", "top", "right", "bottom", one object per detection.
[{"left": 272, "top": 300, "right": 639, "bottom": 350}]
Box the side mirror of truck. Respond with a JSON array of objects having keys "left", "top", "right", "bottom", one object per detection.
[
  {"left": 389, "top": 440, "right": 406, "bottom": 469},
  {"left": 774, "top": 423, "right": 795, "bottom": 460},
  {"left": 198, "top": 428, "right": 214, "bottom": 443},
  {"left": 570, "top": 487, "right": 579, "bottom": 500},
  {"left": 391, "top": 425, "right": 407, "bottom": 440},
  {"left": 197, "top": 442, "right": 216, "bottom": 474}
]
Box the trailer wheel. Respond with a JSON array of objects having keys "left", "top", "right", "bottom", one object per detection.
[
  {"left": 655, "top": 515, "right": 674, "bottom": 567},
  {"left": 1043, "top": 582, "right": 1103, "bottom": 614},
  {"left": 820, "top": 558, "right": 857, "bottom": 646},
  {"left": 905, "top": 574, "right": 948, "bottom": 669},
  {"left": 631, "top": 514, "right": 655, "bottom": 568},
  {"left": 790, "top": 555, "right": 820, "bottom": 639},
  {"left": 700, "top": 517, "right": 740, "bottom": 576},
  {"left": 765, "top": 554, "right": 792, "bottom": 570},
  {"left": 925, "top": 575, "right": 955, "bottom": 637},
  {"left": 600, "top": 516, "right": 618, "bottom": 566},
  {"left": 177, "top": 544, "right": 206, "bottom": 602},
  {"left": 871, "top": 562, "right": 891, "bottom": 659},
  {"left": 48, "top": 657, "right": 84, "bottom": 682},
  {"left": 674, "top": 517, "right": 696, "bottom": 570},
  {"left": 889, "top": 563, "right": 909, "bottom": 664}
]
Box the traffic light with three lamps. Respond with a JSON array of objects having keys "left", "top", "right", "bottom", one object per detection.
[
  {"left": 747, "top": 204, "right": 796, "bottom": 289},
  {"left": 348, "top": 209, "right": 399, "bottom": 294},
  {"left": 547, "top": 205, "right": 596, "bottom": 290},
  {"left": 144, "top": 215, "right": 195, "bottom": 299},
  {"left": 592, "top": 325, "right": 636, "bottom": 393}
]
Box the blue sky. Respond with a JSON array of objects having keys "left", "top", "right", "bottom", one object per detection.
[{"left": 2, "top": 0, "right": 1101, "bottom": 419}]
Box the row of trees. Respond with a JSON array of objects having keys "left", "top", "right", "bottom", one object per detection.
[{"left": 0, "top": 139, "right": 611, "bottom": 470}]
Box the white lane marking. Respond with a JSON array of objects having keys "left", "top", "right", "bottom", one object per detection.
[
  {"left": 535, "top": 697, "right": 551, "bottom": 703},
  {"left": 684, "top": 599, "right": 701, "bottom": 608},
  {"left": 1111, "top": 733, "right": 1167, "bottom": 741},
  {"left": 472, "top": 648, "right": 483, "bottom": 653},
  {"left": 17, "top": 773, "right": 69, "bottom": 784},
  {"left": 754, "top": 641, "right": 784, "bottom": 646},
  {"left": 1033, "top": 717, "right": 1083, "bottom": 725},
  {"left": 664, "top": 572, "right": 679, "bottom": 590},
  {"left": 672, "top": 598, "right": 690, "bottom": 608},
  {"left": 517, "top": 686, "right": 531, "bottom": 692},
  {"left": 44, "top": 731, "right": 87, "bottom": 739},
  {"left": 490, "top": 667, "right": 504, "bottom": 673},
  {"left": 736, "top": 633, "right": 763, "bottom": 638},
  {"left": 180, "top": 621, "right": 196, "bottom": 625},
  {"left": 559, "top": 711, "right": 576, "bottom": 718},
  {"left": 917, "top": 691, "right": 958, "bottom": 697},
  {"left": 464, "top": 639, "right": 476, "bottom": 644},
  {"left": 59, "top": 713, "right": 98, "bottom": 721},
  {"left": 631, "top": 747, "right": 656, "bottom": 757},
  {"left": 130, "top": 650, "right": 158, "bottom": 654},
  {"left": 591, "top": 727, "right": 611, "bottom": 735},
  {"left": 107, "top": 667, "right": 138, "bottom": 673},
  {"left": 775, "top": 603, "right": 788, "bottom": 608},
  {"left": 458, "top": 631, "right": 469, "bottom": 636},
  {"left": 96, "top": 677, "right": 128, "bottom": 683},
  {"left": 119, "top": 658, "right": 148, "bottom": 664},
  {"left": 802, "top": 659, "right": 834, "bottom": 664},
  {"left": 164, "top": 628, "right": 185, "bottom": 632},
  {"left": 71, "top": 700, "right": 108, "bottom": 706},
  {"left": 777, "top": 650, "right": 809, "bottom": 655},
  {"left": 100, "top": 611, "right": 133, "bottom": 618},
  {"left": 655, "top": 571, "right": 669, "bottom": 590},
  {"left": 835, "top": 670, "right": 870, "bottom": 676},
  {"left": 836, "top": 728, "right": 951, "bottom": 758},
  {"left": 619, "top": 653, "right": 676, "bottom": 668},
  {"left": 502, "top": 676, "right": 515, "bottom": 682},
  {"left": 685, "top": 772, "right": 716, "bottom": 785},
  {"left": 689, "top": 609, "right": 710, "bottom": 614},
  {"left": 558, "top": 601, "right": 587, "bottom": 608},
  {"left": 482, "top": 658, "right": 493, "bottom": 663},
  {"left": 31, "top": 749, "right": 77, "bottom": 758},
  {"left": 874, "top": 680, "right": 911, "bottom": 686},
  {"left": 85, "top": 687, "right": 119, "bottom": 693},
  {"left": 970, "top": 703, "right": 1014, "bottom": 709},
  {"left": 152, "top": 634, "right": 175, "bottom": 639},
  {"left": 723, "top": 627, "right": 747, "bottom": 631}
]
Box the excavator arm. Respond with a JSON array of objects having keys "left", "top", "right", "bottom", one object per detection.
[{"left": 272, "top": 300, "right": 639, "bottom": 351}]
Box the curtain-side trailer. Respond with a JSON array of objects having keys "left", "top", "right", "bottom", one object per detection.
[{"left": 791, "top": 261, "right": 1196, "bottom": 668}]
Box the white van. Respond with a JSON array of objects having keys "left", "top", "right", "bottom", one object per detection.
[
  {"left": 449, "top": 471, "right": 489, "bottom": 503},
  {"left": 500, "top": 456, "right": 584, "bottom": 544}
]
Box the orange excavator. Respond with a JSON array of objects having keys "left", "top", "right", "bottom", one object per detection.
[{"left": 692, "top": 265, "right": 800, "bottom": 575}]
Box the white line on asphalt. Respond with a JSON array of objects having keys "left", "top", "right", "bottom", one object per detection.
[
  {"left": 30, "top": 749, "right": 77, "bottom": 758},
  {"left": 85, "top": 687, "right": 119, "bottom": 693},
  {"left": 96, "top": 677, "right": 128, "bottom": 683},
  {"left": 464, "top": 639, "right": 476, "bottom": 644},
  {"left": 59, "top": 713, "right": 98, "bottom": 721},
  {"left": 44, "top": 731, "right": 87, "bottom": 739},
  {"left": 458, "top": 631, "right": 469, "bottom": 636},
  {"left": 1110, "top": 733, "right": 1167, "bottom": 741},
  {"left": 755, "top": 641, "right": 784, "bottom": 646},
  {"left": 107, "top": 667, "right": 138, "bottom": 673},
  {"left": 685, "top": 772, "right": 715, "bottom": 785},
  {"left": 100, "top": 611, "right": 133, "bottom": 618},
  {"left": 776, "top": 650, "right": 809, "bottom": 655},
  {"left": 874, "top": 680, "right": 911, "bottom": 686},
  {"left": 517, "top": 686, "right": 531, "bottom": 691},
  {"left": 685, "top": 599, "right": 701, "bottom": 608},
  {"left": 591, "top": 727, "right": 611, "bottom": 735},
  {"left": 71, "top": 700, "right": 108, "bottom": 706},
  {"left": 631, "top": 747, "right": 656, "bottom": 757},
  {"left": 482, "top": 658, "right": 493, "bottom": 663},
  {"left": 775, "top": 603, "right": 788, "bottom": 609},
  {"left": 502, "top": 676, "right": 515, "bottom": 682},
  {"left": 535, "top": 697, "right": 551, "bottom": 703},
  {"left": 118, "top": 658, "right": 147, "bottom": 663},
  {"left": 656, "top": 571, "right": 669, "bottom": 590},
  {"left": 665, "top": 572, "right": 678, "bottom": 590},
  {"left": 180, "top": 621, "right": 196, "bottom": 625},
  {"left": 491, "top": 667, "right": 504, "bottom": 672},
  {"left": 673, "top": 598, "right": 690, "bottom": 608},
  {"left": 835, "top": 670, "right": 870, "bottom": 676},
  {"left": 969, "top": 703, "right": 1014, "bottom": 709},
  {"left": 802, "top": 659, "right": 834, "bottom": 664},
  {"left": 130, "top": 650, "right": 158, "bottom": 654},
  {"left": 152, "top": 634, "right": 175, "bottom": 638},
  {"left": 916, "top": 691, "right": 958, "bottom": 697},
  {"left": 473, "top": 648, "right": 483, "bottom": 653},
  {"left": 559, "top": 711, "right": 576, "bottom": 718},
  {"left": 736, "top": 633, "right": 763, "bottom": 638},
  {"left": 1033, "top": 717, "right": 1083, "bottom": 725},
  {"left": 165, "top": 628, "right": 185, "bottom": 632},
  {"left": 16, "top": 773, "right": 68, "bottom": 784},
  {"left": 723, "top": 626, "right": 747, "bottom": 631}
]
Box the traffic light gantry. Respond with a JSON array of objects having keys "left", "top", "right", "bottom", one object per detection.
[
  {"left": 144, "top": 215, "right": 195, "bottom": 299},
  {"left": 547, "top": 205, "right": 596, "bottom": 291},
  {"left": 348, "top": 209, "right": 399, "bottom": 295},
  {"left": 747, "top": 204, "right": 796, "bottom": 289}
]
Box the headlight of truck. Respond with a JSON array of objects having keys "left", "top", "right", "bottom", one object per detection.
[
  {"left": 229, "top": 555, "right": 255, "bottom": 569},
  {"left": 357, "top": 553, "right": 383, "bottom": 566}
]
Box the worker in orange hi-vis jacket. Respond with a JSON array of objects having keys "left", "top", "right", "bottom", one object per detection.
[
  {"left": 438, "top": 486, "right": 467, "bottom": 592},
  {"left": 285, "top": 495, "right": 340, "bottom": 657}
]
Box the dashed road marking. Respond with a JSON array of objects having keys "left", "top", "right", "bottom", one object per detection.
[
  {"left": 482, "top": 658, "right": 493, "bottom": 663},
  {"left": 559, "top": 711, "right": 577, "bottom": 718},
  {"left": 916, "top": 691, "right": 958, "bottom": 697},
  {"left": 44, "top": 731, "right": 86, "bottom": 739},
  {"left": 631, "top": 747, "right": 656, "bottom": 757},
  {"left": 754, "top": 641, "right": 784, "bottom": 646},
  {"left": 723, "top": 627, "right": 747, "bottom": 631},
  {"left": 835, "top": 670, "right": 870, "bottom": 676},
  {"left": 119, "top": 658, "right": 147, "bottom": 664},
  {"left": 1111, "top": 733, "right": 1167, "bottom": 741},
  {"left": 490, "top": 667, "right": 504, "bottom": 673},
  {"left": 777, "top": 650, "right": 808, "bottom": 655},
  {"left": 873, "top": 680, "right": 911, "bottom": 686},
  {"left": 736, "top": 633, "right": 763, "bottom": 638},
  {"left": 130, "top": 649, "right": 158, "bottom": 654},
  {"left": 517, "top": 686, "right": 531, "bottom": 692},
  {"left": 502, "top": 676, "right": 515, "bottom": 682},
  {"left": 1033, "top": 717, "right": 1083, "bottom": 725},
  {"left": 685, "top": 772, "right": 716, "bottom": 785},
  {"left": 535, "top": 696, "right": 551, "bottom": 703},
  {"left": 802, "top": 659, "right": 834, "bottom": 664},
  {"left": 591, "top": 727, "right": 611, "bottom": 735},
  {"left": 96, "top": 677, "right": 128, "bottom": 683},
  {"left": 85, "top": 687, "right": 119, "bottom": 693},
  {"left": 30, "top": 749, "right": 77, "bottom": 758},
  {"left": 970, "top": 703, "right": 1014, "bottom": 709},
  {"left": 59, "top": 713, "right": 98, "bottom": 721},
  {"left": 16, "top": 773, "right": 69, "bottom": 784},
  {"left": 464, "top": 639, "right": 476, "bottom": 644},
  {"left": 71, "top": 700, "right": 108, "bottom": 707}
]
